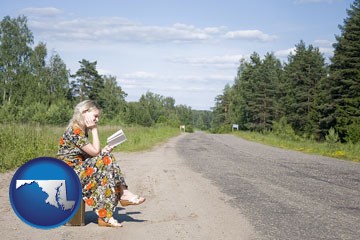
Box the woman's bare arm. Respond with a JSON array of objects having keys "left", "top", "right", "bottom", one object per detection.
[
  {"left": 82, "top": 127, "right": 101, "bottom": 156},
  {"left": 81, "top": 111, "right": 101, "bottom": 156}
]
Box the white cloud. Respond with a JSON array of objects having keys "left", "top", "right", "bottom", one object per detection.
[
  {"left": 97, "top": 68, "right": 114, "bottom": 76},
  {"left": 168, "top": 54, "right": 243, "bottom": 68},
  {"left": 123, "top": 71, "right": 157, "bottom": 79},
  {"left": 319, "top": 47, "right": 334, "bottom": 55},
  {"left": 19, "top": 7, "right": 62, "bottom": 17},
  {"left": 121, "top": 72, "right": 232, "bottom": 109},
  {"left": 120, "top": 71, "right": 233, "bottom": 90},
  {"left": 313, "top": 40, "right": 334, "bottom": 56},
  {"left": 274, "top": 46, "right": 333, "bottom": 59},
  {"left": 27, "top": 16, "right": 223, "bottom": 43},
  {"left": 26, "top": 11, "right": 276, "bottom": 45},
  {"left": 224, "top": 30, "right": 277, "bottom": 42},
  {"left": 313, "top": 39, "right": 333, "bottom": 47},
  {"left": 274, "top": 47, "right": 296, "bottom": 58}
]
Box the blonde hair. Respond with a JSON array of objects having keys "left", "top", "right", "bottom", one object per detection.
[{"left": 67, "top": 100, "right": 100, "bottom": 131}]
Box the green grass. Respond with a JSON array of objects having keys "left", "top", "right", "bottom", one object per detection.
[
  {"left": 98, "top": 125, "right": 180, "bottom": 152},
  {"left": 233, "top": 131, "right": 360, "bottom": 163},
  {"left": 0, "top": 124, "right": 180, "bottom": 172}
]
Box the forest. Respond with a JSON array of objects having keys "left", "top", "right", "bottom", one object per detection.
[
  {"left": 0, "top": 15, "right": 213, "bottom": 131},
  {"left": 0, "top": 0, "right": 359, "bottom": 144},
  {"left": 212, "top": 0, "right": 360, "bottom": 143}
]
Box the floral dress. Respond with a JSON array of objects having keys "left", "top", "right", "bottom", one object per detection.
[{"left": 57, "top": 125, "right": 127, "bottom": 222}]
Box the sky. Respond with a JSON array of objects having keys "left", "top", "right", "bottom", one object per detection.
[{"left": 0, "top": 0, "right": 354, "bottom": 110}]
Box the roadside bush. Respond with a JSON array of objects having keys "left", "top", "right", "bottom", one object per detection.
[
  {"left": 185, "top": 125, "right": 194, "bottom": 133},
  {"left": 0, "top": 102, "right": 17, "bottom": 122},
  {"left": 0, "top": 124, "right": 60, "bottom": 172},
  {"left": 45, "top": 102, "right": 72, "bottom": 125},
  {"left": 213, "top": 124, "right": 232, "bottom": 133},
  {"left": 16, "top": 102, "right": 48, "bottom": 124},
  {"left": 345, "top": 121, "right": 360, "bottom": 144},
  {"left": 325, "top": 127, "right": 339, "bottom": 144},
  {"left": 272, "top": 117, "right": 300, "bottom": 141}
]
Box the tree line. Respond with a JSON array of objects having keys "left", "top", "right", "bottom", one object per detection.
[
  {"left": 0, "top": 15, "right": 210, "bottom": 129},
  {"left": 212, "top": 0, "right": 360, "bottom": 143},
  {"left": 2, "top": 0, "right": 359, "bottom": 140}
]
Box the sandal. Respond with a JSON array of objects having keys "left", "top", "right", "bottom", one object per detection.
[
  {"left": 98, "top": 217, "right": 123, "bottom": 227},
  {"left": 120, "top": 195, "right": 146, "bottom": 207}
]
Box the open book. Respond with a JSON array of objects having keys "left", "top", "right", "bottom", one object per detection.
[{"left": 107, "top": 129, "right": 127, "bottom": 148}]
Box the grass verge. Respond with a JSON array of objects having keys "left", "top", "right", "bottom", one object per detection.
[
  {"left": 0, "top": 124, "right": 180, "bottom": 172},
  {"left": 233, "top": 131, "right": 360, "bottom": 163}
]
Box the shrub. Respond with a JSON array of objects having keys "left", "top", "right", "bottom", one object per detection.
[
  {"left": 45, "top": 102, "right": 72, "bottom": 125},
  {"left": 345, "top": 121, "right": 360, "bottom": 144},
  {"left": 185, "top": 125, "right": 194, "bottom": 133},
  {"left": 0, "top": 102, "right": 17, "bottom": 122},
  {"left": 272, "top": 117, "right": 300, "bottom": 141},
  {"left": 325, "top": 127, "right": 339, "bottom": 144}
]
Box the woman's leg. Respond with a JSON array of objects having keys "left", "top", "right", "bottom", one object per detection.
[
  {"left": 77, "top": 154, "right": 121, "bottom": 224},
  {"left": 108, "top": 154, "right": 146, "bottom": 206}
]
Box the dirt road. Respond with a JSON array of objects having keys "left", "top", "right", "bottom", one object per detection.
[{"left": 0, "top": 133, "right": 257, "bottom": 240}]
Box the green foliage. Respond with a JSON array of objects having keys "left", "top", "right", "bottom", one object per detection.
[
  {"left": 176, "top": 104, "right": 193, "bottom": 126},
  {"left": 100, "top": 75, "right": 127, "bottom": 120},
  {"left": 283, "top": 41, "right": 327, "bottom": 136},
  {"left": 0, "top": 102, "right": 17, "bottom": 122},
  {"left": 212, "top": 124, "right": 232, "bottom": 134},
  {"left": 272, "top": 117, "right": 300, "bottom": 141},
  {"left": 0, "top": 124, "right": 180, "bottom": 172},
  {"left": 325, "top": 127, "right": 340, "bottom": 144},
  {"left": 18, "top": 102, "right": 48, "bottom": 124},
  {"left": 234, "top": 130, "right": 360, "bottom": 162},
  {"left": 2, "top": 2, "right": 360, "bottom": 147},
  {"left": 212, "top": 84, "right": 232, "bottom": 129},
  {"left": 192, "top": 110, "right": 213, "bottom": 130},
  {"left": 317, "top": 0, "right": 360, "bottom": 141},
  {"left": 123, "top": 101, "right": 153, "bottom": 127},
  {"left": 71, "top": 59, "right": 103, "bottom": 102},
  {"left": 0, "top": 124, "right": 62, "bottom": 171},
  {"left": 213, "top": 0, "right": 359, "bottom": 144},
  {"left": 213, "top": 52, "right": 284, "bottom": 133},
  {"left": 185, "top": 125, "right": 194, "bottom": 133},
  {"left": 45, "top": 101, "right": 73, "bottom": 125},
  {"left": 345, "top": 120, "right": 360, "bottom": 143},
  {"left": 0, "top": 16, "right": 196, "bottom": 129},
  {"left": 0, "top": 15, "right": 33, "bottom": 106}
]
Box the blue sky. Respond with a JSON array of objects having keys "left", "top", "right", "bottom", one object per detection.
[{"left": 0, "top": 0, "right": 353, "bottom": 110}]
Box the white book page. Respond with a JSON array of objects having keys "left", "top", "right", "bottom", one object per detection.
[{"left": 107, "top": 129, "right": 127, "bottom": 147}]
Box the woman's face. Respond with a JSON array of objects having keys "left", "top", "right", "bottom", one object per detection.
[{"left": 86, "top": 108, "right": 100, "bottom": 124}]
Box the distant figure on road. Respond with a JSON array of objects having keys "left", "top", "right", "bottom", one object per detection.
[
  {"left": 57, "top": 100, "right": 145, "bottom": 227},
  {"left": 180, "top": 125, "right": 186, "bottom": 132}
]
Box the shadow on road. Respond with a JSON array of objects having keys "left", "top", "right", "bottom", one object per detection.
[{"left": 85, "top": 207, "right": 147, "bottom": 225}]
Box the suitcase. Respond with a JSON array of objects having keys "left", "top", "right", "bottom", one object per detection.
[{"left": 65, "top": 200, "right": 85, "bottom": 226}]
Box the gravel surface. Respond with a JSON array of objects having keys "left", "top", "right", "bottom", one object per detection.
[{"left": 176, "top": 132, "right": 360, "bottom": 240}]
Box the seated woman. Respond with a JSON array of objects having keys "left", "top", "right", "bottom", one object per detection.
[{"left": 57, "top": 100, "right": 145, "bottom": 227}]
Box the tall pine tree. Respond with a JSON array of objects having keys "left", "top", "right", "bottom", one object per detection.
[
  {"left": 229, "top": 52, "right": 283, "bottom": 131},
  {"left": 319, "top": 0, "right": 360, "bottom": 140},
  {"left": 283, "top": 41, "right": 327, "bottom": 137},
  {"left": 71, "top": 59, "right": 104, "bottom": 105}
]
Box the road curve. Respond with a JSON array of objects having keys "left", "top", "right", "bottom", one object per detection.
[{"left": 175, "top": 132, "right": 360, "bottom": 240}]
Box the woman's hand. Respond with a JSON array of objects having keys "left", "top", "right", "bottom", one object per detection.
[
  {"left": 80, "top": 108, "right": 101, "bottom": 157},
  {"left": 84, "top": 111, "right": 97, "bottom": 129},
  {"left": 101, "top": 145, "right": 114, "bottom": 154}
]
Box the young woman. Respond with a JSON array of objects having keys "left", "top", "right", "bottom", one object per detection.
[{"left": 57, "top": 100, "right": 145, "bottom": 227}]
